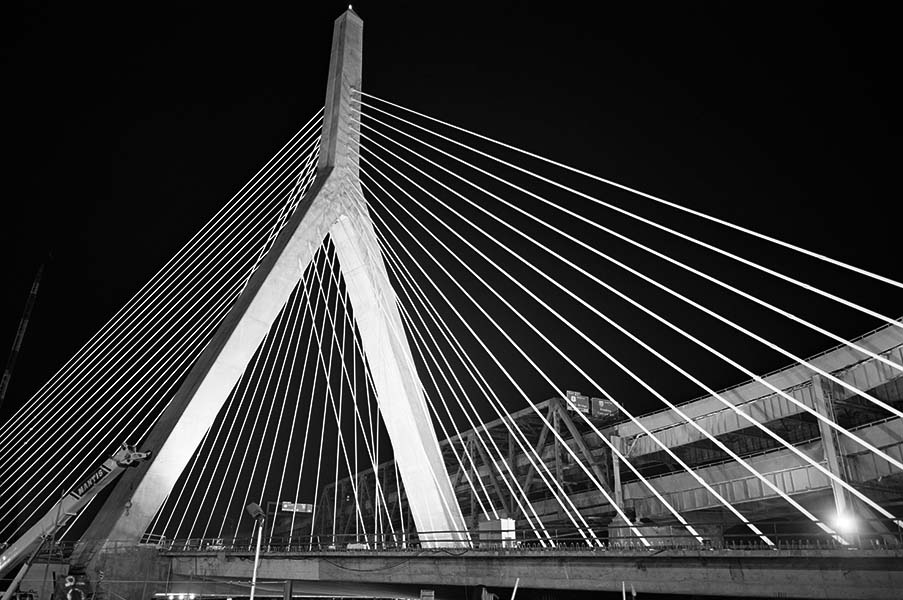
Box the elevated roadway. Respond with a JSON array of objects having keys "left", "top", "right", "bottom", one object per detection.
[
  {"left": 318, "top": 321, "right": 903, "bottom": 537},
  {"left": 151, "top": 546, "right": 903, "bottom": 600}
]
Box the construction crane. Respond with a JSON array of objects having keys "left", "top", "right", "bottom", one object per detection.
[
  {"left": 0, "top": 443, "right": 151, "bottom": 599},
  {"left": 0, "top": 262, "right": 45, "bottom": 413}
]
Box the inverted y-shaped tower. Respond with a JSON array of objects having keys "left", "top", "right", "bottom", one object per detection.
[{"left": 76, "top": 8, "right": 467, "bottom": 560}]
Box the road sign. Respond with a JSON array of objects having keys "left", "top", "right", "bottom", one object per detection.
[{"left": 280, "top": 502, "right": 313, "bottom": 513}]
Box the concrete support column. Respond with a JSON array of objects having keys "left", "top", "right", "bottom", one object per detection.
[
  {"left": 283, "top": 579, "right": 292, "bottom": 600},
  {"left": 811, "top": 374, "right": 850, "bottom": 518},
  {"left": 611, "top": 435, "right": 624, "bottom": 510}
]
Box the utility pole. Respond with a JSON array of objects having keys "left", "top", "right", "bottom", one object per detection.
[{"left": 246, "top": 503, "right": 266, "bottom": 600}]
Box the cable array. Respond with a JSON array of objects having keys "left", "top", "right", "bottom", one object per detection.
[
  {"left": 3, "top": 87, "right": 902, "bottom": 552},
  {"left": 339, "top": 90, "right": 903, "bottom": 543},
  {"left": 0, "top": 109, "right": 324, "bottom": 544},
  {"left": 144, "top": 240, "right": 406, "bottom": 547}
]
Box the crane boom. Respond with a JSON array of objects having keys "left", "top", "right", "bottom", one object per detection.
[{"left": 0, "top": 443, "right": 151, "bottom": 581}]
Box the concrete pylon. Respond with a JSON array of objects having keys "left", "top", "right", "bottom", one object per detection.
[{"left": 74, "top": 8, "right": 467, "bottom": 563}]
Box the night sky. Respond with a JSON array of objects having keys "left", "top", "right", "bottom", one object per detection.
[{"left": 2, "top": 1, "right": 901, "bottom": 427}]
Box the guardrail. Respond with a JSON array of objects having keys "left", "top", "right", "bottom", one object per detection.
[
  {"left": 32, "top": 520, "right": 901, "bottom": 562},
  {"left": 141, "top": 520, "right": 903, "bottom": 554}
]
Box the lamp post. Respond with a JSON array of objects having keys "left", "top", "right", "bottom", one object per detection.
[{"left": 246, "top": 503, "right": 266, "bottom": 600}]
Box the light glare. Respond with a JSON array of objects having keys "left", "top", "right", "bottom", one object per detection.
[{"left": 834, "top": 513, "right": 856, "bottom": 533}]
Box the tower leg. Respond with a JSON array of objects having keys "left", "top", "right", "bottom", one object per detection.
[{"left": 331, "top": 209, "right": 468, "bottom": 546}]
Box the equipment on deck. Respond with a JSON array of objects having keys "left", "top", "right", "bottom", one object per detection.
[{"left": 0, "top": 443, "right": 151, "bottom": 599}]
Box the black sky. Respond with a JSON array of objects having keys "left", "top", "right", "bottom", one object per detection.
[{"left": 1, "top": 1, "right": 901, "bottom": 425}]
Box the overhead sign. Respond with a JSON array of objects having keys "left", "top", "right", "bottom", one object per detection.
[
  {"left": 280, "top": 501, "right": 313, "bottom": 513},
  {"left": 565, "top": 390, "right": 590, "bottom": 413},
  {"left": 591, "top": 396, "right": 618, "bottom": 419}
]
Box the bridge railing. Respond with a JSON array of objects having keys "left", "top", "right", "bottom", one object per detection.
[{"left": 146, "top": 520, "right": 903, "bottom": 553}]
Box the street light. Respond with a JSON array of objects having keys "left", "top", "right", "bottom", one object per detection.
[
  {"left": 246, "top": 503, "right": 266, "bottom": 600},
  {"left": 834, "top": 511, "right": 857, "bottom": 534}
]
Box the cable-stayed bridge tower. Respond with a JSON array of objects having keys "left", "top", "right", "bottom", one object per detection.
[
  {"left": 0, "top": 7, "right": 901, "bottom": 600},
  {"left": 74, "top": 7, "right": 466, "bottom": 562}
]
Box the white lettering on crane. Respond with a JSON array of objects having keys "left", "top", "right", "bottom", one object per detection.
[{"left": 70, "top": 465, "right": 113, "bottom": 500}]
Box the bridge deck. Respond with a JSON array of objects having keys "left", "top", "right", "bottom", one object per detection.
[
  {"left": 150, "top": 546, "right": 903, "bottom": 599},
  {"left": 615, "top": 323, "right": 903, "bottom": 440}
]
